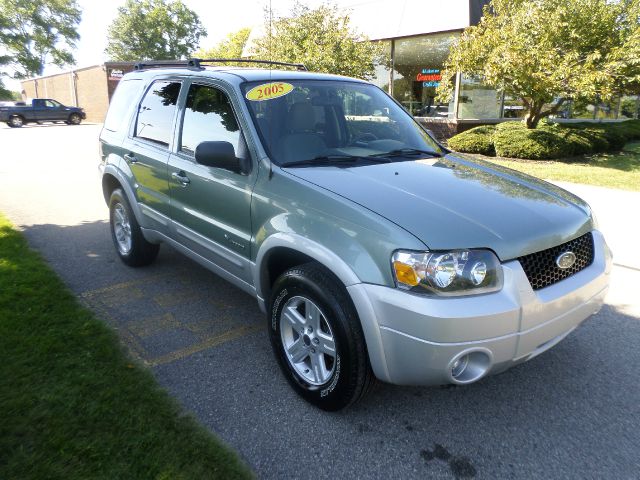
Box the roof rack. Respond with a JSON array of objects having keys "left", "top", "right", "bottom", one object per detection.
[{"left": 133, "top": 58, "right": 307, "bottom": 72}]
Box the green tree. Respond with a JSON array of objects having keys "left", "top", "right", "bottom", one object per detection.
[
  {"left": 0, "top": 0, "right": 81, "bottom": 78},
  {"left": 195, "top": 28, "right": 251, "bottom": 60},
  {"left": 437, "top": 0, "right": 640, "bottom": 128},
  {"left": 252, "top": 2, "right": 383, "bottom": 79},
  {"left": 105, "top": 0, "right": 206, "bottom": 61}
]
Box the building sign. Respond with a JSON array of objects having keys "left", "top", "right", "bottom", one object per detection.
[
  {"left": 108, "top": 69, "right": 124, "bottom": 80},
  {"left": 416, "top": 68, "right": 442, "bottom": 87}
]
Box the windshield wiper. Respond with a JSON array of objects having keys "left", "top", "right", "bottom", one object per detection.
[
  {"left": 282, "top": 154, "right": 391, "bottom": 168},
  {"left": 372, "top": 148, "right": 443, "bottom": 158}
]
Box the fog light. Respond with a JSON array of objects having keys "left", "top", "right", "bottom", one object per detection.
[{"left": 451, "top": 355, "right": 469, "bottom": 378}]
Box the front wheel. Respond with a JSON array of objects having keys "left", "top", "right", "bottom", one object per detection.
[
  {"left": 67, "top": 113, "right": 82, "bottom": 125},
  {"left": 109, "top": 188, "right": 159, "bottom": 267},
  {"left": 269, "top": 263, "right": 375, "bottom": 411}
]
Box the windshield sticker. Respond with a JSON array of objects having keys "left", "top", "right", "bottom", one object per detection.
[{"left": 246, "top": 82, "right": 293, "bottom": 101}]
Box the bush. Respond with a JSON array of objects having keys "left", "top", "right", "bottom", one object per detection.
[
  {"left": 447, "top": 125, "right": 496, "bottom": 155},
  {"left": 493, "top": 127, "right": 571, "bottom": 159},
  {"left": 447, "top": 119, "right": 639, "bottom": 159}
]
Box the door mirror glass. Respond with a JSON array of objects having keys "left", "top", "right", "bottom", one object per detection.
[{"left": 195, "top": 141, "right": 241, "bottom": 172}]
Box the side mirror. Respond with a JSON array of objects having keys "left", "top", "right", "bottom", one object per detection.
[{"left": 195, "top": 141, "right": 242, "bottom": 173}]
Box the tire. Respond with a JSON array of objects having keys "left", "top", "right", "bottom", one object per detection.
[
  {"left": 8, "top": 115, "right": 24, "bottom": 128},
  {"left": 269, "top": 263, "right": 375, "bottom": 411},
  {"left": 108, "top": 188, "right": 159, "bottom": 267},
  {"left": 67, "top": 113, "right": 81, "bottom": 125}
]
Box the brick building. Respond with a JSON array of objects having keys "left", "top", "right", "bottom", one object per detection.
[{"left": 20, "top": 63, "right": 135, "bottom": 123}]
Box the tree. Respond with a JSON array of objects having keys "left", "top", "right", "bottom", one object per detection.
[
  {"left": 195, "top": 28, "right": 251, "bottom": 60},
  {"left": 105, "top": 0, "right": 206, "bottom": 61},
  {"left": 251, "top": 2, "right": 383, "bottom": 79},
  {"left": 437, "top": 0, "right": 640, "bottom": 128},
  {"left": 0, "top": 0, "right": 81, "bottom": 78}
]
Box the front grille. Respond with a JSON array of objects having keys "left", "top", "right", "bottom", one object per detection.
[{"left": 517, "top": 232, "right": 594, "bottom": 290}]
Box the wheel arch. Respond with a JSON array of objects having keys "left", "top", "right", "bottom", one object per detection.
[{"left": 101, "top": 165, "right": 144, "bottom": 225}]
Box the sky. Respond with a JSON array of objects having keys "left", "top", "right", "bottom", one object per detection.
[{"left": 4, "top": 0, "right": 368, "bottom": 91}]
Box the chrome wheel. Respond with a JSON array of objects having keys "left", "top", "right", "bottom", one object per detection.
[
  {"left": 280, "top": 296, "right": 337, "bottom": 386},
  {"left": 112, "top": 202, "right": 132, "bottom": 255}
]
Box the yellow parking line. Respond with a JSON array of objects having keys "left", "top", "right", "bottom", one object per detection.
[{"left": 147, "top": 324, "right": 263, "bottom": 367}]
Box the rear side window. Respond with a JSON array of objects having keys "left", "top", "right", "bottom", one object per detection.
[
  {"left": 135, "top": 81, "right": 181, "bottom": 146},
  {"left": 180, "top": 83, "right": 240, "bottom": 154},
  {"left": 104, "top": 79, "right": 142, "bottom": 132}
]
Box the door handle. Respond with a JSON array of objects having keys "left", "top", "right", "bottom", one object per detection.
[
  {"left": 123, "top": 153, "right": 137, "bottom": 164},
  {"left": 172, "top": 171, "right": 191, "bottom": 186}
]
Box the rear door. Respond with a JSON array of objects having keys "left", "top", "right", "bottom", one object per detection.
[
  {"left": 167, "top": 80, "right": 257, "bottom": 283},
  {"left": 121, "top": 79, "right": 182, "bottom": 233}
]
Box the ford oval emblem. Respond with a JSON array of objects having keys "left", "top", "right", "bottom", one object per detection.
[{"left": 556, "top": 251, "right": 576, "bottom": 269}]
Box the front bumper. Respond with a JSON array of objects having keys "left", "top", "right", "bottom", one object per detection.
[{"left": 348, "top": 230, "right": 611, "bottom": 386}]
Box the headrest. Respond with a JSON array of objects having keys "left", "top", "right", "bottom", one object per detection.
[{"left": 287, "top": 102, "right": 315, "bottom": 132}]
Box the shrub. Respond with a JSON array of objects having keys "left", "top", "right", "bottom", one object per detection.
[
  {"left": 447, "top": 119, "right": 638, "bottom": 159},
  {"left": 447, "top": 125, "right": 496, "bottom": 155},
  {"left": 493, "top": 127, "right": 571, "bottom": 159}
]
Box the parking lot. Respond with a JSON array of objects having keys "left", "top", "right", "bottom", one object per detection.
[{"left": 1, "top": 123, "right": 639, "bottom": 479}]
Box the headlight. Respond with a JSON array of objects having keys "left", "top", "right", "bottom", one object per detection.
[{"left": 392, "top": 249, "right": 503, "bottom": 296}]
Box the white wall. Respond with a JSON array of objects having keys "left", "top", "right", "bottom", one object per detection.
[{"left": 348, "top": 0, "right": 470, "bottom": 40}]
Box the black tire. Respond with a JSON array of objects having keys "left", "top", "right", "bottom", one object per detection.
[
  {"left": 8, "top": 115, "right": 24, "bottom": 128},
  {"left": 108, "top": 188, "right": 159, "bottom": 267},
  {"left": 67, "top": 113, "right": 81, "bottom": 125},
  {"left": 269, "top": 263, "right": 375, "bottom": 411}
]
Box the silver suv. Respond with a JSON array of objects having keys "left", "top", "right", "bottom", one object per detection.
[{"left": 99, "top": 59, "right": 611, "bottom": 410}]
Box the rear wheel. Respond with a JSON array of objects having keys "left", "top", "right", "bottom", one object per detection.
[
  {"left": 8, "top": 115, "right": 24, "bottom": 128},
  {"left": 67, "top": 113, "right": 81, "bottom": 125},
  {"left": 269, "top": 263, "right": 375, "bottom": 411},
  {"left": 109, "top": 188, "right": 159, "bottom": 267}
]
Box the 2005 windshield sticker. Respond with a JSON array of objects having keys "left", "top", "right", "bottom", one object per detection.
[{"left": 246, "top": 82, "right": 293, "bottom": 101}]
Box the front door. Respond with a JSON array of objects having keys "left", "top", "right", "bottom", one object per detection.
[{"left": 167, "top": 81, "right": 256, "bottom": 283}]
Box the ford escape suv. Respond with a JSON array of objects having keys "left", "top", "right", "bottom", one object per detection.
[{"left": 99, "top": 59, "right": 611, "bottom": 411}]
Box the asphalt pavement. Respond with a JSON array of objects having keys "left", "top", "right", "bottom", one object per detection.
[{"left": 1, "top": 123, "right": 639, "bottom": 479}]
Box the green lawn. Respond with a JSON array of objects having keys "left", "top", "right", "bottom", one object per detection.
[
  {"left": 482, "top": 141, "right": 640, "bottom": 191},
  {"left": 0, "top": 215, "right": 252, "bottom": 479}
]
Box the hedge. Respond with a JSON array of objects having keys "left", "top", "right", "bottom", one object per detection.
[{"left": 447, "top": 119, "right": 640, "bottom": 159}]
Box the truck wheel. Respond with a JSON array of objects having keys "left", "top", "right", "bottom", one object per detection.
[
  {"left": 269, "top": 263, "right": 375, "bottom": 411},
  {"left": 8, "top": 116, "right": 24, "bottom": 128},
  {"left": 67, "top": 113, "right": 82, "bottom": 125},
  {"left": 109, "top": 188, "right": 159, "bottom": 267}
]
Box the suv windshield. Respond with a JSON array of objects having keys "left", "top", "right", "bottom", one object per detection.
[{"left": 242, "top": 80, "right": 443, "bottom": 166}]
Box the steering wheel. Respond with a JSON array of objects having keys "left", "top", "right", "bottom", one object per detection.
[{"left": 349, "top": 132, "right": 378, "bottom": 146}]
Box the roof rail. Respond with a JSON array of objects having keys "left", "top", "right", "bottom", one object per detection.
[
  {"left": 195, "top": 58, "right": 308, "bottom": 71},
  {"left": 133, "top": 59, "right": 200, "bottom": 70},
  {"left": 132, "top": 58, "right": 308, "bottom": 72}
]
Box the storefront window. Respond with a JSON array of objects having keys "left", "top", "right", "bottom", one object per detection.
[
  {"left": 392, "top": 32, "right": 459, "bottom": 118},
  {"left": 619, "top": 95, "right": 640, "bottom": 119},
  {"left": 502, "top": 95, "right": 525, "bottom": 119},
  {"left": 457, "top": 74, "right": 501, "bottom": 119}
]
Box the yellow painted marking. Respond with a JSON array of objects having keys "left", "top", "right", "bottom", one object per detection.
[
  {"left": 154, "top": 289, "right": 202, "bottom": 308},
  {"left": 147, "top": 324, "right": 262, "bottom": 367},
  {"left": 127, "top": 312, "right": 181, "bottom": 339}
]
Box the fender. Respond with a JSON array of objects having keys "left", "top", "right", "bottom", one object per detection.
[
  {"left": 102, "top": 161, "right": 147, "bottom": 228},
  {"left": 253, "top": 232, "right": 391, "bottom": 382}
]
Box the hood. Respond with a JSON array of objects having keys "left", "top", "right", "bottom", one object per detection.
[{"left": 284, "top": 154, "right": 593, "bottom": 260}]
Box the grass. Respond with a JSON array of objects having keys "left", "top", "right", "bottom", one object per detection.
[
  {"left": 0, "top": 215, "right": 253, "bottom": 479},
  {"left": 480, "top": 141, "right": 640, "bottom": 191}
]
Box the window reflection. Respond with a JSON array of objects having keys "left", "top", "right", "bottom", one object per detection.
[{"left": 181, "top": 84, "right": 240, "bottom": 154}]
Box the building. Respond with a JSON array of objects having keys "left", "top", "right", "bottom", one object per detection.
[
  {"left": 21, "top": 0, "right": 640, "bottom": 130},
  {"left": 20, "top": 62, "right": 135, "bottom": 122},
  {"left": 344, "top": 0, "right": 639, "bottom": 136}
]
